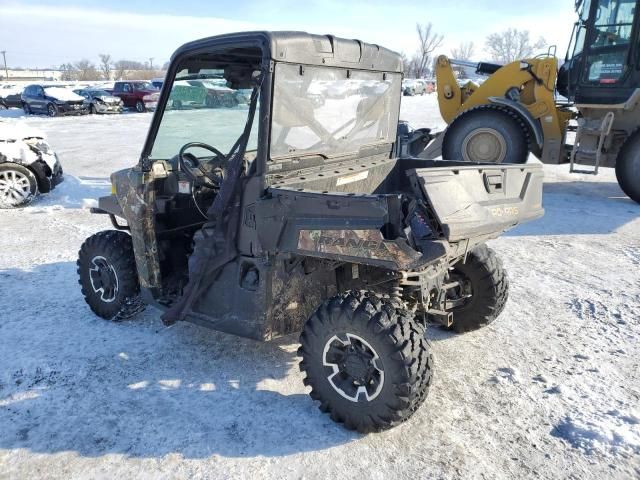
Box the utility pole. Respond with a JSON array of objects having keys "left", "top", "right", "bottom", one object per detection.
[
  {"left": 149, "top": 57, "right": 154, "bottom": 70},
  {"left": 0, "top": 51, "right": 8, "bottom": 81}
]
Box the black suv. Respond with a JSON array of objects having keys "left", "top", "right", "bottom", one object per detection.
[{"left": 21, "top": 84, "right": 88, "bottom": 117}]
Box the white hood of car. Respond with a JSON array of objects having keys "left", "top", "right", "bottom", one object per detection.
[
  {"left": 44, "top": 87, "right": 85, "bottom": 102},
  {"left": 0, "top": 85, "right": 23, "bottom": 98},
  {"left": 0, "top": 121, "right": 45, "bottom": 141},
  {"left": 0, "top": 121, "right": 54, "bottom": 167}
]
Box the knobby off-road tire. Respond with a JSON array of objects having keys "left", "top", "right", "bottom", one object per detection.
[
  {"left": 0, "top": 163, "right": 39, "bottom": 209},
  {"left": 615, "top": 131, "right": 640, "bottom": 204},
  {"left": 448, "top": 245, "right": 509, "bottom": 333},
  {"left": 442, "top": 106, "right": 529, "bottom": 164},
  {"left": 298, "top": 291, "right": 434, "bottom": 433},
  {"left": 77, "top": 230, "right": 145, "bottom": 320}
]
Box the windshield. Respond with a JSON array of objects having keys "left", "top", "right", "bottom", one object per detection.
[
  {"left": 89, "top": 90, "right": 111, "bottom": 97},
  {"left": 578, "top": 0, "right": 593, "bottom": 21},
  {"left": 585, "top": 0, "right": 636, "bottom": 84},
  {"left": 270, "top": 64, "right": 401, "bottom": 159},
  {"left": 133, "top": 82, "right": 154, "bottom": 91},
  {"left": 149, "top": 51, "right": 261, "bottom": 161}
]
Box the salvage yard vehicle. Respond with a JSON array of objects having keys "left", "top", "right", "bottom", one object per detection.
[
  {"left": 77, "top": 31, "right": 544, "bottom": 433},
  {"left": 0, "top": 84, "right": 24, "bottom": 109},
  {"left": 110, "top": 81, "right": 158, "bottom": 112},
  {"left": 73, "top": 88, "right": 123, "bottom": 114},
  {"left": 21, "top": 85, "right": 88, "bottom": 117},
  {"left": 0, "top": 121, "right": 63, "bottom": 208},
  {"left": 403, "top": 78, "right": 426, "bottom": 96}
]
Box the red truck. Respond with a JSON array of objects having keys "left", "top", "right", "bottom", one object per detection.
[{"left": 109, "top": 81, "right": 158, "bottom": 112}]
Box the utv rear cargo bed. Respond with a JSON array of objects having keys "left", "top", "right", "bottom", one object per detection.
[{"left": 408, "top": 162, "right": 544, "bottom": 241}]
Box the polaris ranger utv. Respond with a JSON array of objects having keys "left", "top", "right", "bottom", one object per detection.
[{"left": 77, "top": 31, "right": 544, "bottom": 433}]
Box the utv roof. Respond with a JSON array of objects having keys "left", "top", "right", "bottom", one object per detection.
[{"left": 171, "top": 31, "right": 403, "bottom": 73}]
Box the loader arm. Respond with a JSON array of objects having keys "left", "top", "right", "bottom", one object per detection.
[{"left": 434, "top": 54, "right": 571, "bottom": 164}]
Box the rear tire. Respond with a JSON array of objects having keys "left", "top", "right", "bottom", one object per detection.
[
  {"left": 22, "top": 103, "right": 31, "bottom": 115},
  {"left": 0, "top": 163, "right": 39, "bottom": 209},
  {"left": 443, "top": 106, "right": 529, "bottom": 163},
  {"left": 77, "top": 230, "right": 145, "bottom": 320},
  {"left": 615, "top": 132, "right": 640, "bottom": 204},
  {"left": 447, "top": 245, "right": 509, "bottom": 333},
  {"left": 298, "top": 291, "right": 434, "bottom": 433}
]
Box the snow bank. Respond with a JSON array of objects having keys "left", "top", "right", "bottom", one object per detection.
[{"left": 44, "top": 87, "right": 84, "bottom": 102}]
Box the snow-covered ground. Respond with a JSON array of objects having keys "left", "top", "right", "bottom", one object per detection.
[{"left": 0, "top": 95, "right": 638, "bottom": 479}]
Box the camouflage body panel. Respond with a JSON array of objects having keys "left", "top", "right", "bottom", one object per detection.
[
  {"left": 111, "top": 167, "right": 162, "bottom": 290},
  {"left": 297, "top": 229, "right": 422, "bottom": 270}
]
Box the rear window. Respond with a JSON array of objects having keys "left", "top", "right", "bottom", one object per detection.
[{"left": 271, "top": 64, "right": 401, "bottom": 159}]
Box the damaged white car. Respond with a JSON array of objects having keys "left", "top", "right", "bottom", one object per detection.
[{"left": 0, "top": 122, "right": 63, "bottom": 208}]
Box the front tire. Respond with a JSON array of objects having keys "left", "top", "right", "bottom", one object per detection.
[
  {"left": 0, "top": 163, "right": 39, "bottom": 209},
  {"left": 443, "top": 106, "right": 529, "bottom": 163},
  {"left": 77, "top": 230, "right": 145, "bottom": 320},
  {"left": 47, "top": 103, "right": 58, "bottom": 117},
  {"left": 22, "top": 103, "right": 31, "bottom": 115},
  {"left": 447, "top": 245, "right": 509, "bottom": 333},
  {"left": 298, "top": 291, "right": 434, "bottom": 433},
  {"left": 135, "top": 100, "right": 145, "bottom": 113},
  {"left": 615, "top": 131, "right": 640, "bottom": 204}
]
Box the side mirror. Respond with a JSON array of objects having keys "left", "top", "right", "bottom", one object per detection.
[{"left": 519, "top": 61, "right": 529, "bottom": 71}]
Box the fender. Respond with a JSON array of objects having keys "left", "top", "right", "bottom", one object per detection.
[{"left": 488, "top": 96, "right": 544, "bottom": 149}]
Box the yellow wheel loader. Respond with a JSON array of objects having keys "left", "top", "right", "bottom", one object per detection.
[{"left": 418, "top": 0, "right": 640, "bottom": 203}]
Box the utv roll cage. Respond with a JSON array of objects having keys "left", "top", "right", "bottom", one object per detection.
[{"left": 139, "top": 31, "right": 403, "bottom": 176}]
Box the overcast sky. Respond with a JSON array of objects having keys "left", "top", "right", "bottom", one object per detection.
[{"left": 0, "top": 0, "right": 577, "bottom": 69}]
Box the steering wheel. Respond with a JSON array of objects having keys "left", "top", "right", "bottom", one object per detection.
[{"left": 178, "top": 142, "right": 227, "bottom": 188}]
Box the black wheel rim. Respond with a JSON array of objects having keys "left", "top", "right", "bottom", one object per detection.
[
  {"left": 89, "top": 256, "right": 119, "bottom": 302},
  {"left": 323, "top": 333, "right": 384, "bottom": 402}
]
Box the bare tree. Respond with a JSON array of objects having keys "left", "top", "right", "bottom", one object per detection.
[
  {"left": 485, "top": 29, "right": 547, "bottom": 64},
  {"left": 400, "top": 52, "right": 409, "bottom": 74},
  {"left": 450, "top": 41, "right": 475, "bottom": 61},
  {"left": 414, "top": 23, "right": 444, "bottom": 78},
  {"left": 449, "top": 41, "right": 476, "bottom": 77},
  {"left": 59, "top": 63, "right": 76, "bottom": 81},
  {"left": 99, "top": 54, "right": 112, "bottom": 80},
  {"left": 74, "top": 59, "right": 99, "bottom": 81},
  {"left": 113, "top": 59, "right": 147, "bottom": 79}
]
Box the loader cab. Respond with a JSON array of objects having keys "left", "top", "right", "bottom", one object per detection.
[{"left": 559, "top": 0, "right": 640, "bottom": 104}]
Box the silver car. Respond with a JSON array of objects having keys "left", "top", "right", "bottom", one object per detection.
[{"left": 74, "top": 88, "right": 123, "bottom": 114}]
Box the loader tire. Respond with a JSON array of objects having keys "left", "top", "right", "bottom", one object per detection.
[
  {"left": 615, "top": 131, "right": 640, "bottom": 204},
  {"left": 447, "top": 245, "right": 509, "bottom": 333},
  {"left": 298, "top": 291, "right": 434, "bottom": 433},
  {"left": 443, "top": 106, "right": 529, "bottom": 163},
  {"left": 77, "top": 230, "right": 145, "bottom": 320}
]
